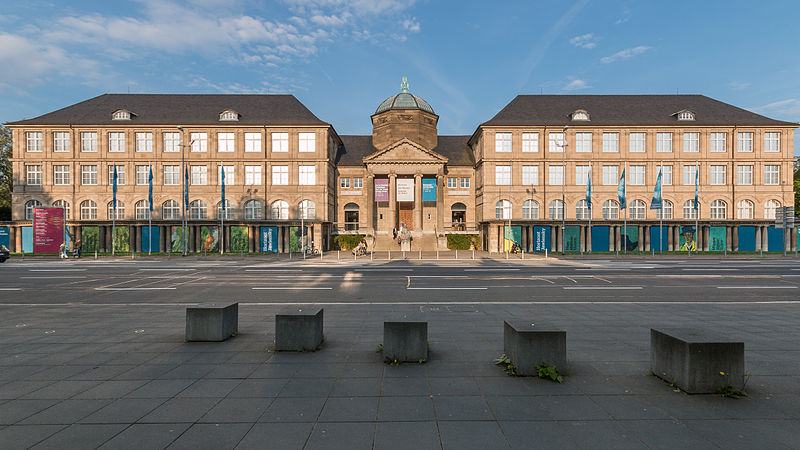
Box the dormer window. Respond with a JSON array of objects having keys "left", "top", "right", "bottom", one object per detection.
[
  {"left": 219, "top": 110, "right": 239, "bottom": 121},
  {"left": 571, "top": 109, "right": 590, "bottom": 121},
  {"left": 675, "top": 110, "right": 696, "bottom": 121},
  {"left": 111, "top": 109, "right": 133, "bottom": 121}
]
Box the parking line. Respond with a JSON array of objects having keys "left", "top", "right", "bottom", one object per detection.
[
  {"left": 563, "top": 286, "right": 642, "bottom": 290},
  {"left": 407, "top": 287, "right": 488, "bottom": 290},
  {"left": 716, "top": 286, "right": 796, "bottom": 289},
  {"left": 252, "top": 287, "right": 332, "bottom": 290},
  {"left": 95, "top": 287, "right": 177, "bottom": 291},
  {"left": 464, "top": 269, "right": 519, "bottom": 272},
  {"left": 20, "top": 276, "right": 87, "bottom": 279},
  {"left": 29, "top": 269, "right": 88, "bottom": 272}
]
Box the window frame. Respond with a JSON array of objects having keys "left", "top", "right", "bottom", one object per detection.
[
  {"left": 495, "top": 165, "right": 512, "bottom": 185},
  {"left": 272, "top": 132, "right": 289, "bottom": 152},
  {"left": 522, "top": 132, "right": 539, "bottom": 152},
  {"left": 272, "top": 165, "right": 288, "bottom": 185},
  {"left": 135, "top": 132, "right": 153, "bottom": 152},
  {"left": 217, "top": 132, "right": 235, "bottom": 153},
  {"left": 108, "top": 132, "right": 126, "bottom": 152},
  {"left": 495, "top": 132, "right": 512, "bottom": 153}
]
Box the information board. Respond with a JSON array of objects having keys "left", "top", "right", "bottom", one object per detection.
[
  {"left": 564, "top": 226, "right": 580, "bottom": 252},
  {"left": 141, "top": 226, "right": 160, "bottom": 253},
  {"left": 592, "top": 226, "right": 609, "bottom": 252},
  {"left": 396, "top": 179, "right": 414, "bottom": 202},
  {"left": 709, "top": 226, "right": 726, "bottom": 252},
  {"left": 374, "top": 179, "right": 389, "bottom": 202},
  {"left": 0, "top": 227, "right": 9, "bottom": 249},
  {"left": 422, "top": 178, "right": 437, "bottom": 202},
  {"left": 33, "top": 208, "right": 64, "bottom": 253},
  {"left": 533, "top": 226, "right": 551, "bottom": 252},
  {"left": 260, "top": 226, "right": 278, "bottom": 252}
]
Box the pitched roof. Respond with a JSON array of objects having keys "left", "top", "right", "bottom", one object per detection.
[
  {"left": 336, "top": 135, "right": 473, "bottom": 167},
  {"left": 481, "top": 95, "right": 797, "bottom": 127},
  {"left": 7, "top": 94, "right": 329, "bottom": 126}
]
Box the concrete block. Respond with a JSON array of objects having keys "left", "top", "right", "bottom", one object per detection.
[
  {"left": 650, "top": 328, "right": 744, "bottom": 394},
  {"left": 275, "top": 308, "right": 324, "bottom": 351},
  {"left": 384, "top": 321, "right": 427, "bottom": 362},
  {"left": 503, "top": 320, "right": 567, "bottom": 376},
  {"left": 185, "top": 303, "right": 238, "bottom": 342}
]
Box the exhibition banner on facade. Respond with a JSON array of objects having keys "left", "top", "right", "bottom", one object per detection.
[
  {"left": 230, "top": 226, "right": 248, "bottom": 252},
  {"left": 503, "top": 225, "right": 521, "bottom": 252},
  {"left": 200, "top": 226, "right": 219, "bottom": 252},
  {"left": 396, "top": 178, "right": 414, "bottom": 201},
  {"left": 171, "top": 227, "right": 184, "bottom": 253},
  {"left": 82, "top": 226, "right": 99, "bottom": 252},
  {"left": 374, "top": 179, "right": 389, "bottom": 202},
  {"left": 623, "top": 226, "right": 639, "bottom": 251},
  {"left": 0, "top": 226, "right": 9, "bottom": 249},
  {"left": 767, "top": 226, "right": 783, "bottom": 251},
  {"left": 649, "top": 226, "right": 669, "bottom": 251},
  {"left": 678, "top": 226, "right": 696, "bottom": 251},
  {"left": 422, "top": 178, "right": 437, "bottom": 201},
  {"left": 114, "top": 226, "right": 130, "bottom": 253},
  {"left": 140, "top": 226, "right": 159, "bottom": 252},
  {"left": 737, "top": 226, "right": 756, "bottom": 252},
  {"left": 709, "top": 226, "right": 726, "bottom": 252},
  {"left": 261, "top": 226, "right": 278, "bottom": 252},
  {"left": 33, "top": 207, "right": 64, "bottom": 254},
  {"left": 564, "top": 226, "right": 580, "bottom": 252},
  {"left": 22, "top": 227, "right": 33, "bottom": 253},
  {"left": 592, "top": 226, "right": 610, "bottom": 252},
  {"left": 289, "top": 226, "right": 308, "bottom": 252},
  {"left": 533, "top": 226, "right": 551, "bottom": 252}
]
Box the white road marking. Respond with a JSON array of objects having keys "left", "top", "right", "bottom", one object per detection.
[
  {"left": 139, "top": 268, "right": 197, "bottom": 271},
  {"left": 716, "top": 286, "right": 797, "bottom": 289},
  {"left": 20, "top": 276, "right": 87, "bottom": 279},
  {"left": 408, "top": 276, "right": 469, "bottom": 278},
  {"left": 407, "top": 287, "right": 488, "bottom": 290},
  {"left": 3, "top": 300, "right": 800, "bottom": 306},
  {"left": 252, "top": 287, "right": 332, "bottom": 290},
  {"left": 0, "top": 288, "right": 21, "bottom": 291},
  {"left": 355, "top": 269, "right": 413, "bottom": 272},
  {"left": 245, "top": 269, "right": 303, "bottom": 272},
  {"left": 29, "top": 269, "right": 87, "bottom": 272},
  {"left": 464, "top": 268, "right": 520, "bottom": 272},
  {"left": 575, "top": 268, "right": 632, "bottom": 271},
  {"left": 563, "top": 286, "right": 642, "bottom": 290},
  {"left": 683, "top": 268, "right": 739, "bottom": 271},
  {"left": 95, "top": 287, "right": 177, "bottom": 291}
]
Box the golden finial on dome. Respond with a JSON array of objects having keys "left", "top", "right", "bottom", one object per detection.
[{"left": 401, "top": 76, "right": 409, "bottom": 93}]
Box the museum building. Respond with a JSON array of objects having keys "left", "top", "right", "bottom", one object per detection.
[{"left": 5, "top": 82, "right": 798, "bottom": 253}]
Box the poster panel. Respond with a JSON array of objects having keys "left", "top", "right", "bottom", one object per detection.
[
  {"left": 767, "top": 226, "right": 784, "bottom": 251},
  {"left": 141, "top": 226, "right": 160, "bottom": 253},
  {"left": 396, "top": 179, "right": 414, "bottom": 202},
  {"left": 678, "top": 226, "right": 697, "bottom": 252},
  {"left": 650, "top": 226, "right": 669, "bottom": 251},
  {"left": 260, "top": 226, "right": 278, "bottom": 252},
  {"left": 22, "top": 226, "right": 33, "bottom": 253},
  {"left": 81, "top": 226, "right": 99, "bottom": 253},
  {"left": 374, "top": 179, "right": 389, "bottom": 202},
  {"left": 623, "top": 226, "right": 639, "bottom": 251},
  {"left": 592, "top": 226, "right": 609, "bottom": 252},
  {"left": 33, "top": 208, "right": 64, "bottom": 253},
  {"left": 113, "top": 226, "right": 130, "bottom": 253},
  {"left": 171, "top": 227, "right": 184, "bottom": 253},
  {"left": 533, "top": 226, "right": 551, "bottom": 252},
  {"left": 422, "top": 179, "right": 437, "bottom": 202},
  {"left": 289, "top": 226, "right": 308, "bottom": 253},
  {"left": 737, "top": 226, "right": 756, "bottom": 252},
  {"left": 230, "top": 226, "right": 248, "bottom": 252},
  {"left": 564, "top": 226, "right": 580, "bottom": 252},
  {"left": 200, "top": 226, "right": 219, "bottom": 252},
  {"left": 503, "top": 226, "right": 522, "bottom": 252},
  {"left": 0, "top": 227, "right": 9, "bottom": 249},
  {"left": 709, "top": 226, "right": 726, "bottom": 252}
]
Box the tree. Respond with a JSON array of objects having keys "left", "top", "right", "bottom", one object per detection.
[{"left": 0, "top": 125, "right": 11, "bottom": 220}]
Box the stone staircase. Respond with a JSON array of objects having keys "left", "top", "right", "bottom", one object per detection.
[{"left": 369, "top": 232, "right": 441, "bottom": 251}]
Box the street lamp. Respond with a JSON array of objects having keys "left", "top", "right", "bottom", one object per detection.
[
  {"left": 177, "top": 126, "right": 191, "bottom": 256},
  {"left": 559, "top": 125, "right": 568, "bottom": 254}
]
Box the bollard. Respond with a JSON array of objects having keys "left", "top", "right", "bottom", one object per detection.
[
  {"left": 371, "top": 250, "right": 373, "bottom": 261},
  {"left": 456, "top": 249, "right": 458, "bottom": 260},
  {"left": 320, "top": 249, "right": 323, "bottom": 260},
  {"left": 472, "top": 249, "right": 475, "bottom": 260},
  {"left": 545, "top": 248, "right": 548, "bottom": 259},
  {"left": 338, "top": 250, "right": 340, "bottom": 260},
  {"left": 354, "top": 250, "right": 356, "bottom": 261},
  {"left": 419, "top": 250, "right": 421, "bottom": 260},
  {"left": 95, "top": 250, "right": 97, "bottom": 259},
  {"left": 388, "top": 250, "right": 391, "bottom": 260},
  {"left": 402, "top": 251, "right": 405, "bottom": 260},
  {"left": 437, "top": 250, "right": 439, "bottom": 260},
  {"left": 522, "top": 250, "right": 524, "bottom": 260},
  {"left": 506, "top": 251, "right": 509, "bottom": 259}
]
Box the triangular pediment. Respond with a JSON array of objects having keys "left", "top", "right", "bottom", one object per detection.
[{"left": 363, "top": 138, "right": 448, "bottom": 164}]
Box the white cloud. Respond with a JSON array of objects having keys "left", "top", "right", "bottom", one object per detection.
[
  {"left": 0, "top": 33, "right": 100, "bottom": 91},
  {"left": 402, "top": 17, "right": 420, "bottom": 33},
  {"left": 569, "top": 33, "right": 596, "bottom": 49},
  {"left": 753, "top": 98, "right": 800, "bottom": 118},
  {"left": 563, "top": 79, "right": 590, "bottom": 91},
  {"left": 601, "top": 45, "right": 651, "bottom": 63},
  {"left": 727, "top": 81, "right": 749, "bottom": 91}
]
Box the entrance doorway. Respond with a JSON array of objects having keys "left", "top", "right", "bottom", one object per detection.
[
  {"left": 397, "top": 202, "right": 413, "bottom": 230},
  {"left": 344, "top": 203, "right": 359, "bottom": 231},
  {"left": 451, "top": 203, "right": 466, "bottom": 230}
]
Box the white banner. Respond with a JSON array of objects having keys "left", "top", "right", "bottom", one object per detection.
[{"left": 396, "top": 179, "right": 415, "bottom": 202}]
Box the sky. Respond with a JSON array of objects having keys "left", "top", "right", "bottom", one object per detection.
[{"left": 2, "top": 0, "right": 799, "bottom": 155}]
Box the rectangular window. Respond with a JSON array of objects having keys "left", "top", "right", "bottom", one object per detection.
[
  {"left": 218, "top": 132, "right": 235, "bottom": 152},
  {"left": 190, "top": 132, "right": 207, "bottom": 152},
  {"left": 81, "top": 132, "right": 97, "bottom": 152},
  {"left": 495, "top": 165, "right": 511, "bottom": 185},
  {"left": 53, "top": 132, "right": 70, "bottom": 152},
  {"left": 299, "top": 165, "right": 315, "bottom": 185},
  {"left": 272, "top": 165, "right": 288, "bottom": 185},
  {"left": 26, "top": 165, "right": 42, "bottom": 185},
  {"left": 26, "top": 132, "right": 42, "bottom": 152},
  {"left": 710, "top": 132, "right": 726, "bottom": 152},
  {"left": 354, "top": 178, "right": 363, "bottom": 188},
  {"left": 163, "top": 132, "right": 180, "bottom": 152},
  {"left": 218, "top": 165, "right": 234, "bottom": 185},
  {"left": 656, "top": 132, "right": 672, "bottom": 153},
  {"left": 602, "top": 133, "right": 618, "bottom": 152},
  {"left": 460, "top": 177, "right": 470, "bottom": 188},
  {"left": 163, "top": 165, "right": 180, "bottom": 185},
  {"left": 548, "top": 165, "right": 564, "bottom": 185},
  {"left": 299, "top": 132, "right": 315, "bottom": 152},
  {"left": 575, "top": 165, "right": 590, "bottom": 185},
  {"left": 522, "top": 133, "right": 538, "bottom": 152},
  {"left": 245, "top": 166, "right": 262, "bottom": 185},
  {"left": 272, "top": 132, "right": 288, "bottom": 152},
  {"left": 602, "top": 165, "right": 618, "bottom": 185},
  {"left": 710, "top": 165, "right": 726, "bottom": 185},
  {"left": 136, "top": 132, "right": 153, "bottom": 152},
  {"left": 737, "top": 132, "right": 753, "bottom": 152},
  {"left": 661, "top": 165, "right": 672, "bottom": 185},
  {"left": 495, "top": 132, "right": 512, "bottom": 152},
  {"left": 629, "top": 165, "right": 645, "bottom": 185},
  {"left": 447, "top": 177, "right": 457, "bottom": 188},
  {"left": 109, "top": 132, "right": 125, "bottom": 152},
  {"left": 54, "top": 165, "right": 70, "bottom": 185},
  {"left": 629, "top": 132, "right": 645, "bottom": 153},
  {"left": 136, "top": 165, "right": 149, "bottom": 185},
  {"left": 764, "top": 132, "right": 780, "bottom": 152},
  {"left": 549, "top": 132, "right": 565, "bottom": 152},
  {"left": 522, "top": 166, "right": 539, "bottom": 185},
  {"left": 683, "top": 165, "right": 698, "bottom": 185},
  {"left": 683, "top": 132, "right": 699, "bottom": 152},
  {"left": 245, "top": 132, "right": 261, "bottom": 152},
  {"left": 736, "top": 165, "right": 753, "bottom": 185},
  {"left": 576, "top": 132, "right": 592, "bottom": 153},
  {"left": 81, "top": 165, "right": 98, "bottom": 185},
  {"left": 340, "top": 177, "right": 350, "bottom": 188},
  {"left": 764, "top": 165, "right": 779, "bottom": 185},
  {"left": 108, "top": 165, "right": 126, "bottom": 185},
  {"left": 191, "top": 165, "right": 207, "bottom": 185}
]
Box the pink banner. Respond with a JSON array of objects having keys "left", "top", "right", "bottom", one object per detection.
[
  {"left": 375, "top": 179, "right": 389, "bottom": 202},
  {"left": 33, "top": 208, "right": 64, "bottom": 254}
]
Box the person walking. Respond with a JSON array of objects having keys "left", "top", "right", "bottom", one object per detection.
[
  {"left": 59, "top": 242, "right": 67, "bottom": 259},
  {"left": 74, "top": 238, "right": 82, "bottom": 259},
  {"left": 392, "top": 227, "right": 397, "bottom": 240}
]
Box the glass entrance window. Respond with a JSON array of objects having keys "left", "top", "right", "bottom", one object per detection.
[{"left": 344, "top": 203, "right": 359, "bottom": 231}]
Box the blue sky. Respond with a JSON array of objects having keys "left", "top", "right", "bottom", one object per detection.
[{"left": 2, "top": 0, "right": 799, "bottom": 154}]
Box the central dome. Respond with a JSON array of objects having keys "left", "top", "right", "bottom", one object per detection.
[{"left": 375, "top": 77, "right": 435, "bottom": 115}]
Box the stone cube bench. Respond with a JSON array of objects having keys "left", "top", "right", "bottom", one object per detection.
[
  {"left": 384, "top": 320, "right": 428, "bottom": 362},
  {"left": 650, "top": 328, "right": 744, "bottom": 394},
  {"left": 503, "top": 320, "right": 567, "bottom": 376},
  {"left": 185, "top": 302, "right": 238, "bottom": 342},
  {"left": 275, "top": 308, "right": 324, "bottom": 351}
]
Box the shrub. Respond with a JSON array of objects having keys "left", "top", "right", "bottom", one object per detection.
[
  {"left": 334, "top": 234, "right": 364, "bottom": 250},
  {"left": 447, "top": 234, "right": 479, "bottom": 250}
]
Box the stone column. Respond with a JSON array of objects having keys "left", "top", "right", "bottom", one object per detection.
[
  {"left": 703, "top": 226, "right": 710, "bottom": 251},
  {"left": 135, "top": 226, "right": 142, "bottom": 253},
  {"left": 609, "top": 226, "right": 615, "bottom": 252},
  {"left": 414, "top": 174, "right": 422, "bottom": 231},
  {"left": 695, "top": 224, "right": 702, "bottom": 251},
  {"left": 366, "top": 174, "right": 375, "bottom": 234},
  {"left": 732, "top": 226, "right": 739, "bottom": 251},
  {"left": 248, "top": 226, "right": 254, "bottom": 252},
  {"left": 667, "top": 226, "right": 673, "bottom": 251},
  {"left": 436, "top": 174, "right": 445, "bottom": 234},
  {"left": 388, "top": 174, "right": 397, "bottom": 231},
  {"left": 643, "top": 226, "right": 649, "bottom": 251},
  {"left": 726, "top": 227, "right": 732, "bottom": 252},
  {"left": 762, "top": 225, "right": 769, "bottom": 251},
  {"left": 551, "top": 226, "right": 558, "bottom": 252},
  {"left": 12, "top": 226, "right": 19, "bottom": 253}
]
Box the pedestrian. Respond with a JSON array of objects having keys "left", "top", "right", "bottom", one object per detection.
[
  {"left": 59, "top": 242, "right": 67, "bottom": 259},
  {"left": 74, "top": 238, "right": 82, "bottom": 258},
  {"left": 392, "top": 227, "right": 397, "bottom": 239}
]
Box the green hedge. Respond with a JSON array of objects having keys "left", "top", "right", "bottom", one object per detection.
[
  {"left": 334, "top": 234, "right": 365, "bottom": 250},
  {"left": 447, "top": 234, "right": 480, "bottom": 250}
]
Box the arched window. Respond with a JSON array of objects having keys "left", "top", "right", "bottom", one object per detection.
[
  {"left": 107, "top": 200, "right": 125, "bottom": 220},
  {"left": 217, "top": 200, "right": 235, "bottom": 220},
  {"left": 344, "top": 202, "right": 359, "bottom": 230},
  {"left": 764, "top": 200, "right": 781, "bottom": 220},
  {"left": 190, "top": 200, "right": 207, "bottom": 219},
  {"left": 629, "top": 200, "right": 646, "bottom": 219},
  {"left": 548, "top": 200, "right": 564, "bottom": 219},
  {"left": 80, "top": 200, "right": 97, "bottom": 220},
  {"left": 737, "top": 200, "right": 754, "bottom": 219},
  {"left": 656, "top": 199, "right": 673, "bottom": 219},
  {"left": 683, "top": 200, "right": 698, "bottom": 219},
  {"left": 495, "top": 200, "right": 512, "bottom": 219},
  {"left": 575, "top": 199, "right": 589, "bottom": 220},
  {"left": 162, "top": 200, "right": 179, "bottom": 220},
  {"left": 523, "top": 200, "right": 539, "bottom": 219},
  {"left": 52, "top": 200, "right": 70, "bottom": 220},
  {"left": 299, "top": 200, "right": 316, "bottom": 219},
  {"left": 135, "top": 200, "right": 150, "bottom": 220},
  {"left": 25, "top": 200, "right": 42, "bottom": 220},
  {"left": 710, "top": 200, "right": 727, "bottom": 219},
  {"left": 244, "top": 200, "right": 263, "bottom": 220},
  {"left": 271, "top": 200, "right": 288, "bottom": 219},
  {"left": 602, "top": 200, "right": 619, "bottom": 220}
]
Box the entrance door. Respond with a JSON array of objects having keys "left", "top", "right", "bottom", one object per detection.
[
  {"left": 451, "top": 211, "right": 465, "bottom": 230},
  {"left": 397, "top": 202, "right": 413, "bottom": 230}
]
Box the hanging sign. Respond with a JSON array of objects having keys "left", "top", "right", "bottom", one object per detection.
[
  {"left": 396, "top": 179, "right": 414, "bottom": 202},
  {"left": 33, "top": 208, "right": 64, "bottom": 254},
  {"left": 422, "top": 178, "right": 437, "bottom": 202},
  {"left": 374, "top": 179, "right": 389, "bottom": 202}
]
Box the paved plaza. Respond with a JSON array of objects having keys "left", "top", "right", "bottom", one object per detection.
[{"left": 1, "top": 255, "right": 799, "bottom": 449}]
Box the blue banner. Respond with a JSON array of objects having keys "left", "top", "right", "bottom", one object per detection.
[
  {"left": 767, "top": 226, "right": 783, "bottom": 251},
  {"left": 737, "top": 226, "right": 756, "bottom": 252},
  {"left": 260, "top": 226, "right": 278, "bottom": 252},
  {"left": 22, "top": 226, "right": 33, "bottom": 253},
  {"left": 533, "top": 226, "right": 551, "bottom": 252},
  {"left": 592, "top": 226, "right": 610, "bottom": 252},
  {"left": 0, "top": 227, "right": 9, "bottom": 248},
  {"left": 650, "top": 226, "right": 669, "bottom": 251},
  {"left": 148, "top": 165, "right": 154, "bottom": 211},
  {"left": 618, "top": 169, "right": 626, "bottom": 210},
  {"left": 650, "top": 169, "right": 662, "bottom": 210},
  {"left": 422, "top": 178, "right": 436, "bottom": 202},
  {"left": 141, "top": 226, "right": 160, "bottom": 252}
]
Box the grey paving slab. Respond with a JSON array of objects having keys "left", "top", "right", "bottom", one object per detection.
[
  {"left": 381, "top": 376, "right": 430, "bottom": 396},
  {"left": 0, "top": 399, "right": 60, "bottom": 425},
  {"left": 167, "top": 423, "right": 252, "bottom": 450},
  {"left": 0, "top": 425, "right": 66, "bottom": 450},
  {"left": 620, "top": 420, "right": 716, "bottom": 450},
  {"left": 538, "top": 396, "right": 612, "bottom": 421},
  {"left": 433, "top": 396, "right": 493, "bottom": 421},
  {"left": 21, "top": 380, "right": 100, "bottom": 399},
  {"left": 203, "top": 363, "right": 259, "bottom": 379},
  {"left": 438, "top": 421, "right": 510, "bottom": 450},
  {"left": 0, "top": 381, "right": 55, "bottom": 400},
  {"left": 81, "top": 398, "right": 167, "bottom": 423},
  {"left": 72, "top": 380, "right": 148, "bottom": 399},
  {"left": 373, "top": 421, "right": 442, "bottom": 450},
  {"left": 485, "top": 396, "right": 551, "bottom": 421},
  {"left": 20, "top": 399, "right": 112, "bottom": 424},
  {"left": 98, "top": 423, "right": 192, "bottom": 450},
  {"left": 278, "top": 377, "right": 335, "bottom": 397},
  {"left": 318, "top": 397, "right": 379, "bottom": 422},
  {"left": 226, "top": 378, "right": 288, "bottom": 398},
  {"left": 258, "top": 397, "right": 326, "bottom": 422},
  {"left": 331, "top": 377, "right": 382, "bottom": 397},
  {"left": 125, "top": 379, "right": 195, "bottom": 398},
  {"left": 378, "top": 396, "right": 436, "bottom": 422},
  {"left": 236, "top": 422, "right": 314, "bottom": 449},
  {"left": 499, "top": 421, "right": 578, "bottom": 449},
  {"left": 684, "top": 419, "right": 799, "bottom": 448},
  {"left": 560, "top": 421, "right": 647, "bottom": 449},
  {"left": 138, "top": 397, "right": 222, "bottom": 423},
  {"left": 176, "top": 379, "right": 242, "bottom": 398},
  {"left": 305, "top": 422, "right": 376, "bottom": 450},
  {"left": 590, "top": 395, "right": 672, "bottom": 420},
  {"left": 198, "top": 397, "right": 272, "bottom": 423},
  {"left": 30, "top": 424, "right": 127, "bottom": 450}
]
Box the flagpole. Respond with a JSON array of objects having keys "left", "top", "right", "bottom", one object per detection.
[
  {"left": 220, "top": 162, "right": 224, "bottom": 254},
  {"left": 112, "top": 164, "right": 117, "bottom": 257},
  {"left": 624, "top": 161, "right": 628, "bottom": 255},
  {"left": 659, "top": 160, "right": 663, "bottom": 255},
  {"left": 695, "top": 160, "right": 699, "bottom": 255},
  {"left": 148, "top": 162, "right": 152, "bottom": 256}
]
